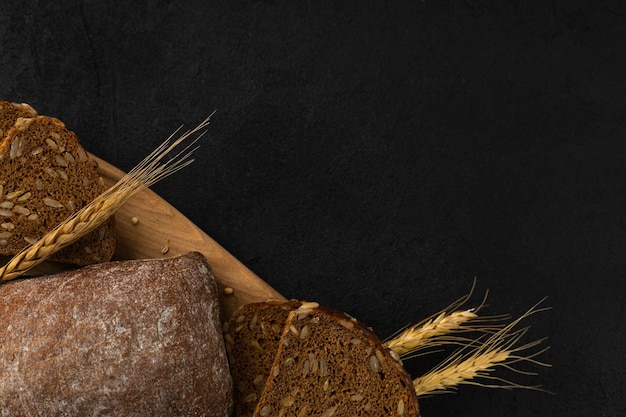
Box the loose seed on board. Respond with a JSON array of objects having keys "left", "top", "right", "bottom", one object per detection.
[
  {"left": 223, "top": 287, "right": 234, "bottom": 295},
  {"left": 161, "top": 244, "right": 169, "bottom": 254},
  {"left": 131, "top": 216, "right": 140, "bottom": 225}
]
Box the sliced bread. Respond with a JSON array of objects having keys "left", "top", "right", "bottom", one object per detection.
[
  {"left": 226, "top": 300, "right": 420, "bottom": 417},
  {"left": 225, "top": 299, "right": 303, "bottom": 417},
  {"left": 0, "top": 114, "right": 116, "bottom": 265}
]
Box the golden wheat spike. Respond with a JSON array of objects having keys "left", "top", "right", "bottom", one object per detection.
[
  {"left": 412, "top": 299, "right": 551, "bottom": 396},
  {"left": 384, "top": 281, "right": 508, "bottom": 357},
  {"left": 0, "top": 114, "right": 214, "bottom": 282}
]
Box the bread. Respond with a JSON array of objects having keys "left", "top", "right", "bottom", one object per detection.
[
  {"left": 225, "top": 299, "right": 303, "bottom": 417},
  {"left": 0, "top": 111, "right": 116, "bottom": 265},
  {"left": 225, "top": 300, "right": 420, "bottom": 417},
  {"left": 0, "top": 252, "right": 234, "bottom": 416},
  {"left": 0, "top": 100, "right": 37, "bottom": 138}
]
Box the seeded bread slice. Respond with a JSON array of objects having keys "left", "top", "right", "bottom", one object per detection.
[
  {"left": 253, "top": 303, "right": 421, "bottom": 417},
  {"left": 0, "top": 100, "right": 38, "bottom": 139},
  {"left": 225, "top": 299, "right": 303, "bottom": 417},
  {"left": 0, "top": 115, "right": 116, "bottom": 265}
]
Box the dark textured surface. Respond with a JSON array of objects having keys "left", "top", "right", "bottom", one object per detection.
[{"left": 2, "top": 1, "right": 624, "bottom": 415}]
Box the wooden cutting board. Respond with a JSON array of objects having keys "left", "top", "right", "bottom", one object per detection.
[{"left": 91, "top": 154, "right": 285, "bottom": 318}]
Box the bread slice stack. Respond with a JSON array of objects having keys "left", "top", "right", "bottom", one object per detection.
[
  {"left": 0, "top": 99, "right": 115, "bottom": 265},
  {"left": 225, "top": 300, "right": 420, "bottom": 417}
]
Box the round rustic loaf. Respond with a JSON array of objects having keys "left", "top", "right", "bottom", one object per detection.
[{"left": 0, "top": 252, "right": 233, "bottom": 416}]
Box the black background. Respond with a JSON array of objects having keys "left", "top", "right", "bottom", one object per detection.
[{"left": 2, "top": 1, "right": 625, "bottom": 416}]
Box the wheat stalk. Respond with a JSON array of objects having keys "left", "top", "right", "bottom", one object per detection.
[
  {"left": 0, "top": 114, "right": 214, "bottom": 282},
  {"left": 385, "top": 282, "right": 507, "bottom": 357},
  {"left": 412, "top": 299, "right": 551, "bottom": 396},
  {"left": 385, "top": 309, "right": 479, "bottom": 356}
]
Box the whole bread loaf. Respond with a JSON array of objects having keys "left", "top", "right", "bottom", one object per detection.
[
  {"left": 0, "top": 252, "right": 233, "bottom": 416},
  {"left": 0, "top": 100, "right": 116, "bottom": 265}
]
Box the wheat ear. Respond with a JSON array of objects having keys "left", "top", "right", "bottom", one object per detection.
[
  {"left": 0, "top": 114, "right": 214, "bottom": 282},
  {"left": 412, "top": 299, "right": 551, "bottom": 396},
  {"left": 385, "top": 282, "right": 506, "bottom": 357}
]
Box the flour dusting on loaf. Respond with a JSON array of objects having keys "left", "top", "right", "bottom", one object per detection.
[{"left": 0, "top": 252, "right": 233, "bottom": 416}]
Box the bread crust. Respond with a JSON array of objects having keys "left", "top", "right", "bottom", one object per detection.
[{"left": 0, "top": 252, "right": 234, "bottom": 416}]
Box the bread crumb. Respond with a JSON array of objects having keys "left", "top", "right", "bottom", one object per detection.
[{"left": 223, "top": 287, "right": 234, "bottom": 296}]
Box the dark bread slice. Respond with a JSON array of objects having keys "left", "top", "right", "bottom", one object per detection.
[
  {"left": 0, "top": 252, "right": 234, "bottom": 416},
  {"left": 253, "top": 303, "right": 420, "bottom": 417},
  {"left": 225, "top": 299, "right": 303, "bottom": 417},
  {"left": 0, "top": 115, "right": 115, "bottom": 265},
  {"left": 0, "top": 99, "right": 38, "bottom": 138}
]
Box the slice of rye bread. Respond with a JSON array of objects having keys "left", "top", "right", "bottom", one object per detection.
[
  {"left": 224, "top": 299, "right": 303, "bottom": 417},
  {"left": 0, "top": 114, "right": 116, "bottom": 265},
  {"left": 252, "top": 303, "right": 421, "bottom": 417}
]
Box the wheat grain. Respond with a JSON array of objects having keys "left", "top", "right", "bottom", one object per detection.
[
  {"left": 385, "top": 282, "right": 506, "bottom": 357},
  {"left": 412, "top": 299, "right": 551, "bottom": 396},
  {"left": 0, "top": 113, "right": 215, "bottom": 282},
  {"left": 385, "top": 309, "right": 479, "bottom": 356}
]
